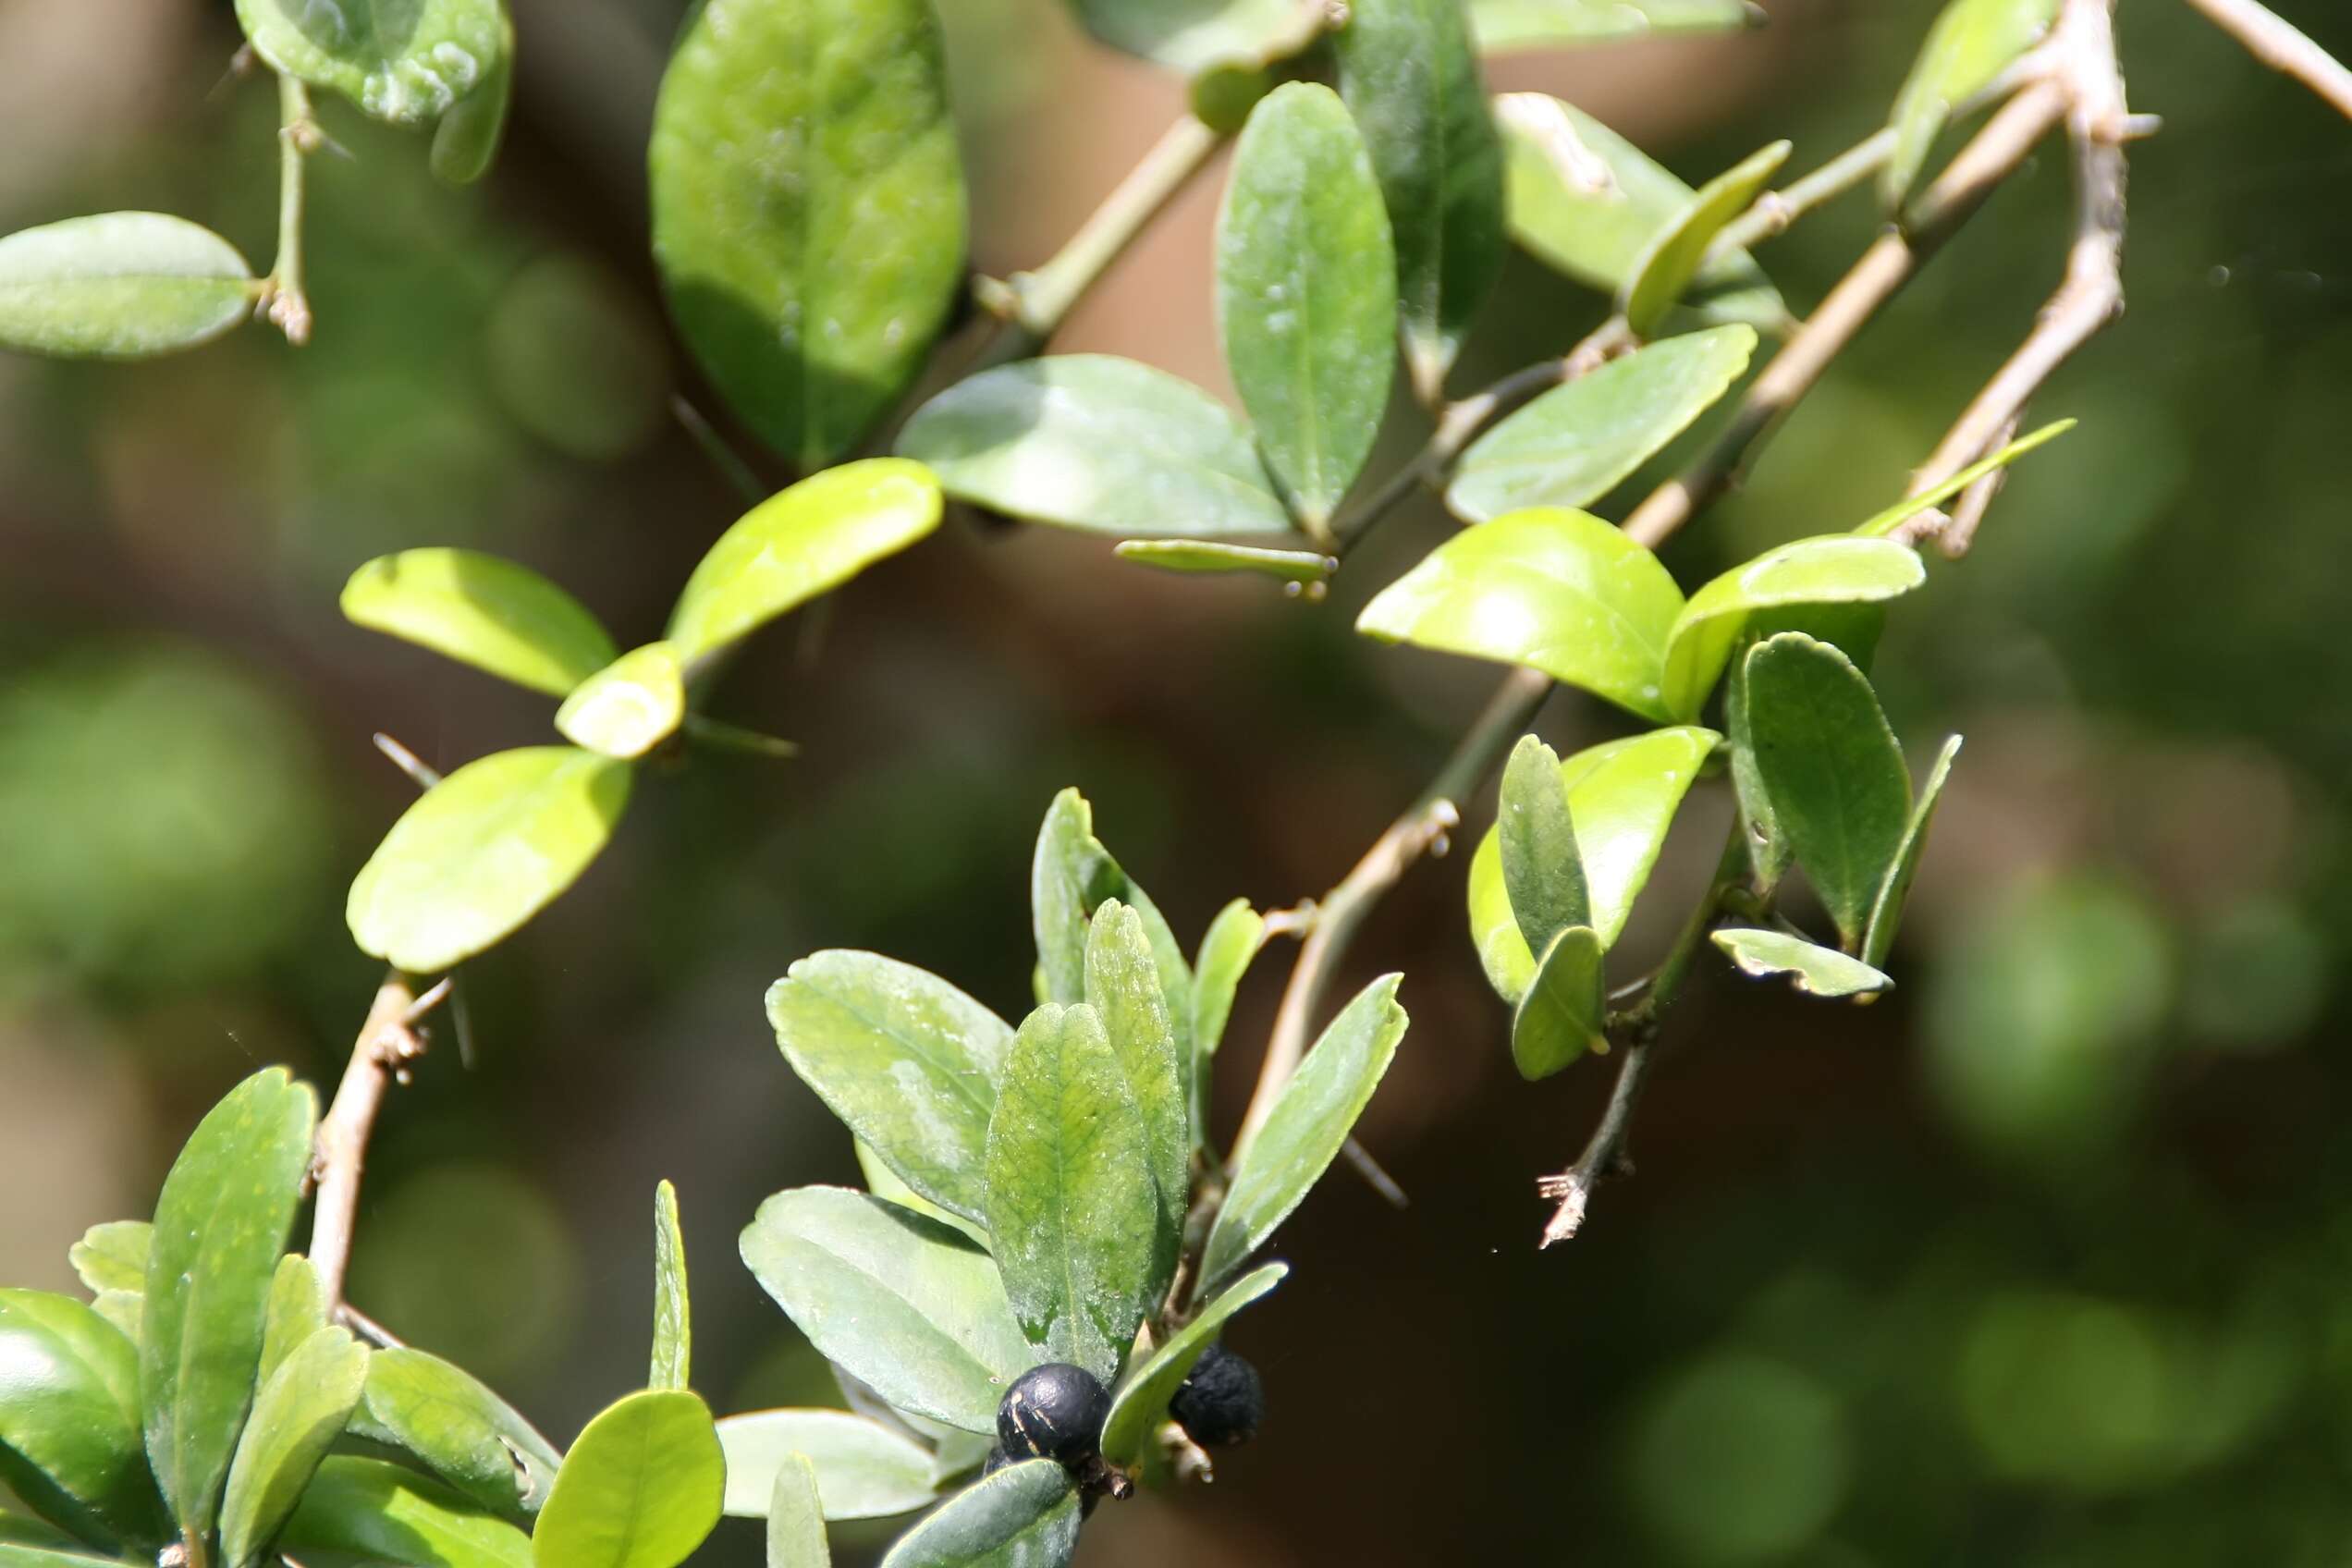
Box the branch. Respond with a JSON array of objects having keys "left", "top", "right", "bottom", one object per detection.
[
  {"left": 309, "top": 971, "right": 446, "bottom": 1302},
  {"left": 2177, "top": 0, "right": 2352, "bottom": 121},
  {"left": 260, "top": 73, "right": 319, "bottom": 346},
  {"left": 1709, "top": 127, "right": 1900, "bottom": 260}
]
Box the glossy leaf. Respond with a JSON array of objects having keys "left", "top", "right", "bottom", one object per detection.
[
  {"left": 279, "top": 1457, "right": 531, "bottom": 1568},
  {"left": 217, "top": 1327, "right": 369, "bottom": 1568},
  {"left": 1447, "top": 325, "right": 1757, "bottom": 521},
  {"left": 1203, "top": 976, "right": 1407, "bottom": 1291},
  {"left": 666, "top": 460, "right": 944, "bottom": 668},
  {"left": 1188, "top": 899, "right": 1266, "bottom": 1138},
  {"left": 716, "top": 1411, "right": 935, "bottom": 1521},
  {"left": 66, "top": 1224, "right": 148, "bottom": 1298},
  {"left": 1496, "top": 93, "right": 1782, "bottom": 326},
  {"left": 899, "top": 356, "right": 1291, "bottom": 538},
  {"left": 1713, "top": 927, "right": 1893, "bottom": 998},
  {"left": 346, "top": 746, "right": 631, "bottom": 974},
  {"left": 350, "top": 1348, "right": 562, "bottom": 1522},
  {"left": 650, "top": 0, "right": 965, "bottom": 467},
  {"left": 234, "top": 0, "right": 507, "bottom": 127},
  {"left": 874, "top": 1461, "right": 1077, "bottom": 1568},
  {"left": 0, "top": 214, "right": 251, "bottom": 360},
  {"left": 1357, "top": 507, "right": 1684, "bottom": 722},
  {"left": 141, "top": 1068, "right": 316, "bottom": 1549},
  {"left": 1030, "top": 790, "right": 1194, "bottom": 1065},
  {"left": 766, "top": 1457, "right": 828, "bottom": 1568},
  {"left": 1742, "top": 633, "right": 1911, "bottom": 949},
  {"left": 1112, "top": 540, "right": 1335, "bottom": 585},
  {"left": 1512, "top": 925, "right": 1607, "bottom": 1079},
  {"left": 984, "top": 1004, "right": 1161, "bottom": 1381},
  {"left": 428, "top": 12, "right": 513, "bottom": 186},
  {"left": 340, "top": 548, "right": 618, "bottom": 698},
  {"left": 1863, "top": 735, "right": 1963, "bottom": 968},
  {"left": 1882, "top": 0, "right": 2059, "bottom": 209},
  {"left": 1660, "top": 535, "right": 1926, "bottom": 721},
  {"left": 556, "top": 644, "right": 685, "bottom": 761},
  {"left": 1853, "top": 418, "right": 2076, "bottom": 537},
  {"left": 256, "top": 1256, "right": 327, "bottom": 1388},
  {"left": 1218, "top": 81, "right": 1397, "bottom": 527},
  {"left": 767, "top": 952, "right": 1013, "bottom": 1226},
  {"left": 1498, "top": 735, "right": 1588, "bottom": 962},
  {"left": 1471, "top": 0, "right": 1760, "bottom": 51},
  {"left": 0, "top": 1291, "right": 161, "bottom": 1550},
  {"left": 1336, "top": 0, "right": 1506, "bottom": 398},
  {"left": 739, "top": 1187, "right": 1029, "bottom": 1433},
  {"left": 1063, "top": 0, "right": 1298, "bottom": 71},
  {"left": 1623, "top": 140, "right": 1790, "bottom": 337},
  {"left": 532, "top": 1390, "right": 723, "bottom": 1568},
  {"left": 1084, "top": 903, "right": 1189, "bottom": 1263},
  {"left": 652, "top": 1182, "right": 690, "bottom": 1393},
  {"left": 1099, "top": 1263, "right": 1284, "bottom": 1467}
]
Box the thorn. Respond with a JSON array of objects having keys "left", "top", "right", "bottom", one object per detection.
[
  {"left": 372, "top": 732, "right": 441, "bottom": 791},
  {"left": 1340, "top": 1137, "right": 1409, "bottom": 1208}
]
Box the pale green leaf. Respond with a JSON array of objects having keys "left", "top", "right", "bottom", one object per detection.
[
  {"left": 1030, "top": 790, "right": 1194, "bottom": 1072},
  {"left": 1063, "top": 0, "right": 1300, "bottom": 71},
  {"left": 67, "top": 1223, "right": 149, "bottom": 1299},
  {"left": 766, "top": 1457, "right": 829, "bottom": 1568},
  {"left": 1099, "top": 1263, "right": 1284, "bottom": 1467},
  {"left": 1660, "top": 535, "right": 1926, "bottom": 721},
  {"left": 0, "top": 214, "right": 252, "bottom": 360},
  {"left": 530, "top": 1390, "right": 723, "bottom": 1568},
  {"left": 652, "top": 1181, "right": 690, "bottom": 1393},
  {"left": 716, "top": 1411, "right": 936, "bottom": 1521},
  {"left": 340, "top": 548, "right": 619, "bottom": 698},
  {"left": 556, "top": 643, "right": 685, "bottom": 761},
  {"left": 1188, "top": 899, "right": 1267, "bottom": 1141},
  {"left": 1712, "top": 927, "right": 1893, "bottom": 998},
  {"left": 1084, "top": 904, "right": 1189, "bottom": 1272},
  {"left": 854, "top": 1141, "right": 988, "bottom": 1247},
  {"left": 1472, "top": 0, "right": 1760, "bottom": 52},
  {"left": 234, "top": 0, "right": 508, "bottom": 127},
  {"left": 428, "top": 12, "right": 513, "bottom": 186},
  {"left": 1882, "top": 0, "right": 2060, "bottom": 210},
  {"left": 1112, "top": 540, "right": 1335, "bottom": 585},
  {"left": 1623, "top": 140, "right": 1790, "bottom": 337}
]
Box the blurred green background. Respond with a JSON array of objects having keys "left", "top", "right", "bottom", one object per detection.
[{"left": 5, "top": 0, "right": 2352, "bottom": 1562}]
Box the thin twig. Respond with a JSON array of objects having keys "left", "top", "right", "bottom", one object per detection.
[
  {"left": 261, "top": 73, "right": 318, "bottom": 346},
  {"left": 2176, "top": 0, "right": 2352, "bottom": 121},
  {"left": 372, "top": 732, "right": 441, "bottom": 790},
  {"left": 309, "top": 972, "right": 439, "bottom": 1301}
]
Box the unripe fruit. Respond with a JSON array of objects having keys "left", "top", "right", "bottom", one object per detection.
[
  {"left": 996, "top": 1362, "right": 1111, "bottom": 1466},
  {"left": 1169, "top": 1343, "right": 1264, "bottom": 1447}
]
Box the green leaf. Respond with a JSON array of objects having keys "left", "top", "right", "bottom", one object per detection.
[
  {"left": 340, "top": 548, "right": 619, "bottom": 699},
  {"left": 1336, "top": 0, "right": 1506, "bottom": 399},
  {"left": 1660, "top": 535, "right": 1927, "bottom": 721},
  {"left": 666, "top": 459, "right": 944, "bottom": 669},
  {"left": 854, "top": 1143, "right": 988, "bottom": 1248},
  {"left": 234, "top": 0, "right": 508, "bottom": 127},
  {"left": 1742, "top": 633, "right": 1911, "bottom": 949},
  {"left": 1882, "top": 0, "right": 2059, "bottom": 210},
  {"left": 1723, "top": 604, "right": 1887, "bottom": 889},
  {"left": 428, "top": 13, "right": 513, "bottom": 186},
  {"left": 141, "top": 1068, "right": 317, "bottom": 1550},
  {"left": 1447, "top": 326, "right": 1757, "bottom": 521},
  {"left": 1622, "top": 140, "right": 1790, "bottom": 337},
  {"left": 1203, "top": 976, "right": 1407, "bottom": 1292},
  {"left": 766, "top": 1457, "right": 829, "bottom": 1568},
  {"left": 740, "top": 1188, "right": 1030, "bottom": 1434},
  {"left": 1495, "top": 93, "right": 1782, "bottom": 326},
  {"left": 1029, "top": 790, "right": 1194, "bottom": 1066},
  {"left": 531, "top": 1390, "right": 723, "bottom": 1568},
  {"left": 0, "top": 1513, "right": 87, "bottom": 1552},
  {"left": 716, "top": 1411, "right": 935, "bottom": 1521},
  {"left": 1712, "top": 928, "right": 1893, "bottom": 998},
  {"left": 1471, "top": 0, "right": 1760, "bottom": 51},
  {"left": 1062, "top": 0, "right": 1300, "bottom": 71},
  {"left": 217, "top": 1327, "right": 370, "bottom": 1568},
  {"left": 1098, "top": 1263, "right": 1284, "bottom": 1468},
  {"left": 67, "top": 1224, "right": 148, "bottom": 1298},
  {"left": 256, "top": 1256, "right": 327, "bottom": 1388},
  {"left": 280, "top": 1457, "right": 531, "bottom": 1568},
  {"left": 1863, "top": 734, "right": 1962, "bottom": 968},
  {"left": 767, "top": 952, "right": 1014, "bottom": 1226},
  {"left": 0, "top": 1547, "right": 141, "bottom": 1567},
  {"left": 650, "top": 0, "right": 965, "bottom": 467},
  {"left": 556, "top": 644, "right": 685, "bottom": 762},
  {"left": 0, "top": 213, "right": 251, "bottom": 361},
  {"left": 898, "top": 356, "right": 1292, "bottom": 538},
  {"left": 1498, "top": 735, "right": 1589, "bottom": 962},
  {"left": 1356, "top": 507, "right": 1685, "bottom": 721},
  {"left": 651, "top": 1182, "right": 690, "bottom": 1393},
  {"left": 984, "top": 1004, "right": 1161, "bottom": 1382},
  {"left": 1084, "top": 904, "right": 1189, "bottom": 1271},
  {"left": 346, "top": 746, "right": 632, "bottom": 974},
  {"left": 1112, "top": 540, "right": 1336, "bottom": 585},
  {"left": 89, "top": 1296, "right": 141, "bottom": 1345},
  {"left": 1853, "top": 418, "right": 2076, "bottom": 537},
  {"left": 1217, "top": 81, "right": 1398, "bottom": 528},
  {"left": 1512, "top": 925, "right": 1607, "bottom": 1078},
  {"left": 350, "top": 1348, "right": 562, "bottom": 1522},
  {"left": 0, "top": 1292, "right": 162, "bottom": 1550},
  {"left": 875, "top": 1461, "right": 1077, "bottom": 1568},
  {"left": 1188, "top": 899, "right": 1267, "bottom": 1139}
]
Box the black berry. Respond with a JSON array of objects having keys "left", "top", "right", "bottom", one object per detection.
[
  {"left": 1169, "top": 1343, "right": 1264, "bottom": 1447},
  {"left": 996, "top": 1363, "right": 1111, "bottom": 1467},
  {"left": 979, "top": 1443, "right": 1015, "bottom": 1477}
]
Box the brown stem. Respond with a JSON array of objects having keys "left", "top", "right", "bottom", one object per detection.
[{"left": 308, "top": 972, "right": 436, "bottom": 1302}]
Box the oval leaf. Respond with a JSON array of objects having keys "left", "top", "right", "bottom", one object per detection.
[
  {"left": 1863, "top": 734, "right": 1962, "bottom": 968},
  {"left": 717, "top": 1411, "right": 936, "bottom": 1521},
  {"left": 1623, "top": 140, "right": 1790, "bottom": 337},
  {"left": 766, "top": 1457, "right": 828, "bottom": 1568},
  {"left": 898, "top": 356, "right": 1292, "bottom": 538},
  {"left": 651, "top": 1182, "right": 690, "bottom": 1393},
  {"left": 532, "top": 1390, "right": 723, "bottom": 1568},
  {"left": 217, "top": 1327, "right": 370, "bottom": 1568},
  {"left": 1882, "top": 0, "right": 2059, "bottom": 209},
  {"left": 1113, "top": 540, "right": 1334, "bottom": 585},
  {"left": 0, "top": 214, "right": 251, "bottom": 360},
  {"left": 1725, "top": 603, "right": 1888, "bottom": 890},
  {"left": 556, "top": 644, "right": 685, "bottom": 761},
  {"left": 1099, "top": 1263, "right": 1284, "bottom": 1468},
  {"left": 1084, "top": 904, "right": 1189, "bottom": 1268},
  {"left": 234, "top": 0, "right": 508, "bottom": 126},
  {"left": 651, "top": 0, "right": 965, "bottom": 468},
  {"left": 1472, "top": 0, "right": 1760, "bottom": 51},
  {"left": 340, "top": 548, "right": 619, "bottom": 699},
  {"left": 875, "top": 1461, "right": 1077, "bottom": 1568},
  {"left": 0, "top": 1292, "right": 161, "bottom": 1550},
  {"left": 346, "top": 746, "right": 632, "bottom": 974},
  {"left": 349, "top": 1348, "right": 562, "bottom": 1522},
  {"left": 1713, "top": 927, "right": 1893, "bottom": 998},
  {"left": 67, "top": 1224, "right": 149, "bottom": 1299},
  {"left": 1660, "top": 535, "right": 1927, "bottom": 721},
  {"left": 1512, "top": 925, "right": 1607, "bottom": 1079},
  {"left": 280, "top": 1457, "right": 531, "bottom": 1568},
  {"left": 1356, "top": 507, "right": 1685, "bottom": 721},
  {"left": 1498, "top": 733, "right": 1589, "bottom": 962}
]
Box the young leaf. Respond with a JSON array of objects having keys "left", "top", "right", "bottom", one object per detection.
[
  {"left": 739, "top": 1188, "right": 1030, "bottom": 1434},
  {"left": 1712, "top": 928, "right": 1893, "bottom": 998},
  {"left": 984, "top": 1004, "right": 1162, "bottom": 1382},
  {"left": 340, "top": 548, "right": 619, "bottom": 698},
  {"left": 1112, "top": 540, "right": 1337, "bottom": 585},
  {"left": 216, "top": 1327, "right": 370, "bottom": 1568},
  {"left": 898, "top": 356, "right": 1292, "bottom": 538},
  {"left": 428, "top": 14, "right": 513, "bottom": 186},
  {"left": 716, "top": 1411, "right": 936, "bottom": 1520},
  {"left": 531, "top": 1390, "right": 724, "bottom": 1568},
  {"left": 1062, "top": 0, "right": 1298, "bottom": 71},
  {"left": 1862, "top": 735, "right": 1963, "bottom": 968},
  {"left": 650, "top": 0, "right": 965, "bottom": 467},
  {"left": 874, "top": 1460, "right": 1078, "bottom": 1568},
  {"left": 141, "top": 1068, "right": 317, "bottom": 1550},
  {"left": 1217, "top": 81, "right": 1398, "bottom": 529},
  {"left": 666, "top": 459, "right": 944, "bottom": 669},
  {"left": 67, "top": 1223, "right": 149, "bottom": 1298},
  {"left": 1335, "top": 0, "right": 1507, "bottom": 399},
  {"left": 1852, "top": 418, "right": 2076, "bottom": 537},
  {"left": 1742, "top": 633, "right": 1912, "bottom": 949},
  {"left": 1722, "top": 603, "right": 1888, "bottom": 891},
  {"left": 349, "top": 1348, "right": 563, "bottom": 1522},
  {"left": 0, "top": 214, "right": 252, "bottom": 360},
  {"left": 0, "top": 1292, "right": 163, "bottom": 1550},
  {"left": 256, "top": 1256, "right": 327, "bottom": 1387},
  {"left": 652, "top": 1181, "right": 690, "bottom": 1393},
  {"left": 767, "top": 952, "right": 1014, "bottom": 1226},
  {"left": 1660, "top": 535, "right": 1927, "bottom": 721},
  {"left": 766, "top": 1457, "right": 829, "bottom": 1568},
  {"left": 278, "top": 1457, "right": 531, "bottom": 1568},
  {"left": 1030, "top": 790, "right": 1194, "bottom": 1063},
  {"left": 1084, "top": 903, "right": 1190, "bottom": 1265},
  {"left": 233, "top": 0, "right": 508, "bottom": 127},
  {"left": 1512, "top": 925, "right": 1607, "bottom": 1079},
  {"left": 1472, "top": 0, "right": 1761, "bottom": 51},
  {"left": 1202, "top": 976, "right": 1408, "bottom": 1292},
  {"left": 1499, "top": 734, "right": 1590, "bottom": 962},
  {"left": 1622, "top": 141, "right": 1791, "bottom": 337},
  {"left": 1881, "top": 0, "right": 2060, "bottom": 210},
  {"left": 1189, "top": 899, "right": 1267, "bottom": 1139},
  {"left": 556, "top": 643, "right": 686, "bottom": 762},
  {"left": 1098, "top": 1262, "right": 1284, "bottom": 1468},
  {"left": 1356, "top": 507, "right": 1685, "bottom": 722}
]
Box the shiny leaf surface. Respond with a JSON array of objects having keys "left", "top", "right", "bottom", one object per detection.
[{"left": 340, "top": 548, "right": 618, "bottom": 699}]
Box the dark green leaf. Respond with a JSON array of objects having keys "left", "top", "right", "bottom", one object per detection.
[
  {"left": 280, "top": 1457, "right": 530, "bottom": 1568},
  {"left": 0, "top": 214, "right": 252, "bottom": 360},
  {"left": 428, "top": 13, "right": 513, "bottom": 186},
  {"left": 67, "top": 1224, "right": 148, "bottom": 1298},
  {"left": 1712, "top": 927, "right": 1893, "bottom": 998},
  {"left": 1863, "top": 734, "right": 1962, "bottom": 968},
  {"left": 1029, "top": 790, "right": 1194, "bottom": 1066},
  {"left": 1112, "top": 540, "right": 1335, "bottom": 585},
  {"left": 256, "top": 1256, "right": 327, "bottom": 1388},
  {"left": 1623, "top": 141, "right": 1790, "bottom": 337},
  {"left": 1188, "top": 899, "right": 1266, "bottom": 1139},
  {"left": 1512, "top": 925, "right": 1607, "bottom": 1078},
  {"left": 340, "top": 548, "right": 618, "bottom": 699},
  {"left": 766, "top": 1456, "right": 829, "bottom": 1568},
  {"left": 1660, "top": 535, "right": 1926, "bottom": 721},
  {"left": 350, "top": 1348, "right": 562, "bottom": 1522},
  {"left": 556, "top": 643, "right": 685, "bottom": 762},
  {"left": 217, "top": 1327, "right": 370, "bottom": 1568},
  {"left": 0, "top": 1292, "right": 162, "bottom": 1550},
  {"left": 1853, "top": 418, "right": 2076, "bottom": 537},
  {"left": 1882, "top": 0, "right": 2059, "bottom": 210},
  {"left": 1471, "top": 0, "right": 1760, "bottom": 51},
  {"left": 875, "top": 1461, "right": 1077, "bottom": 1568},
  {"left": 1098, "top": 1263, "right": 1284, "bottom": 1468},
  {"left": 234, "top": 0, "right": 508, "bottom": 127},
  {"left": 716, "top": 1411, "right": 935, "bottom": 1521},
  {"left": 650, "top": 0, "right": 965, "bottom": 467},
  {"left": 1084, "top": 903, "right": 1188, "bottom": 1271},
  {"left": 1062, "top": 0, "right": 1299, "bottom": 71},
  {"left": 1499, "top": 734, "right": 1589, "bottom": 962},
  {"left": 531, "top": 1390, "right": 723, "bottom": 1568},
  {"left": 652, "top": 1181, "right": 690, "bottom": 1393}
]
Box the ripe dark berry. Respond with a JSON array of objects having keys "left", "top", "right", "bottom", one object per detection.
[
  {"left": 996, "top": 1363, "right": 1111, "bottom": 1467},
  {"left": 980, "top": 1443, "right": 1015, "bottom": 1477},
  {"left": 1169, "top": 1343, "right": 1264, "bottom": 1447}
]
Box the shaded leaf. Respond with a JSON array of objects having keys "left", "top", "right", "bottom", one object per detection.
[
  {"left": 1660, "top": 535, "right": 1926, "bottom": 721},
  {"left": 1099, "top": 1263, "right": 1284, "bottom": 1467},
  {"left": 1623, "top": 140, "right": 1790, "bottom": 337},
  {"left": 0, "top": 1546, "right": 142, "bottom": 1567},
  {"left": 256, "top": 1256, "right": 327, "bottom": 1388},
  {"left": 1853, "top": 418, "right": 2076, "bottom": 537},
  {"left": 0, "top": 214, "right": 251, "bottom": 360},
  {"left": 1713, "top": 927, "right": 1893, "bottom": 998},
  {"left": 556, "top": 643, "right": 685, "bottom": 761},
  {"left": 217, "top": 1326, "right": 370, "bottom": 1568},
  {"left": 0, "top": 1513, "right": 86, "bottom": 1551},
  {"left": 1882, "top": 0, "right": 2059, "bottom": 210},
  {"left": 280, "top": 1457, "right": 530, "bottom": 1568},
  {"left": 66, "top": 1224, "right": 148, "bottom": 1299},
  {"left": 1863, "top": 734, "right": 1962, "bottom": 968},
  {"left": 766, "top": 1457, "right": 829, "bottom": 1568},
  {"left": 1472, "top": 0, "right": 1760, "bottom": 51},
  {"left": 0, "top": 1291, "right": 162, "bottom": 1550},
  {"left": 350, "top": 1348, "right": 562, "bottom": 1522},
  {"left": 1112, "top": 540, "right": 1335, "bottom": 585},
  {"left": 1030, "top": 790, "right": 1193, "bottom": 1066},
  {"left": 1724, "top": 603, "right": 1889, "bottom": 890},
  {"left": 531, "top": 1390, "right": 723, "bottom": 1568},
  {"left": 1084, "top": 904, "right": 1189, "bottom": 1269},
  {"left": 234, "top": 0, "right": 508, "bottom": 127},
  {"left": 875, "top": 1461, "right": 1077, "bottom": 1568},
  {"left": 340, "top": 548, "right": 618, "bottom": 698},
  {"left": 717, "top": 1411, "right": 935, "bottom": 1521},
  {"left": 652, "top": 1181, "right": 690, "bottom": 1393},
  {"left": 1512, "top": 925, "right": 1607, "bottom": 1079},
  {"left": 1063, "top": 0, "right": 1299, "bottom": 71},
  {"left": 1498, "top": 734, "right": 1589, "bottom": 962}
]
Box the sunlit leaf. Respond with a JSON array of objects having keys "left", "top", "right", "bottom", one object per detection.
[
  {"left": 1472, "top": 0, "right": 1760, "bottom": 52},
  {"left": 1852, "top": 418, "right": 2076, "bottom": 537},
  {"left": 556, "top": 644, "right": 685, "bottom": 761},
  {"left": 717, "top": 1411, "right": 936, "bottom": 1521},
  {"left": 217, "top": 1327, "right": 370, "bottom": 1568},
  {"left": 1084, "top": 904, "right": 1189, "bottom": 1271},
  {"left": 1660, "top": 536, "right": 1926, "bottom": 721},
  {"left": 1099, "top": 1263, "right": 1284, "bottom": 1467},
  {"left": 1882, "top": 0, "right": 2059, "bottom": 210},
  {"left": 1188, "top": 899, "right": 1266, "bottom": 1139},
  {"left": 277, "top": 1458, "right": 532, "bottom": 1568},
  {"left": 766, "top": 1456, "right": 829, "bottom": 1568},
  {"left": 1713, "top": 927, "right": 1893, "bottom": 998},
  {"left": 531, "top": 1390, "right": 723, "bottom": 1568},
  {"left": 1863, "top": 735, "right": 1962, "bottom": 968},
  {"left": 234, "top": 0, "right": 508, "bottom": 127},
  {"left": 66, "top": 1224, "right": 148, "bottom": 1299},
  {"left": 1499, "top": 735, "right": 1588, "bottom": 962},
  {"left": 0, "top": 214, "right": 252, "bottom": 360},
  {"left": 1512, "top": 925, "right": 1607, "bottom": 1079},
  {"left": 340, "top": 548, "right": 618, "bottom": 699},
  {"left": 1112, "top": 540, "right": 1335, "bottom": 585},
  {"left": 874, "top": 1460, "right": 1077, "bottom": 1568},
  {"left": 1623, "top": 140, "right": 1789, "bottom": 337},
  {"left": 0, "top": 1292, "right": 163, "bottom": 1550},
  {"left": 350, "top": 1348, "right": 562, "bottom": 1521},
  {"left": 651, "top": 1182, "right": 690, "bottom": 1393}
]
